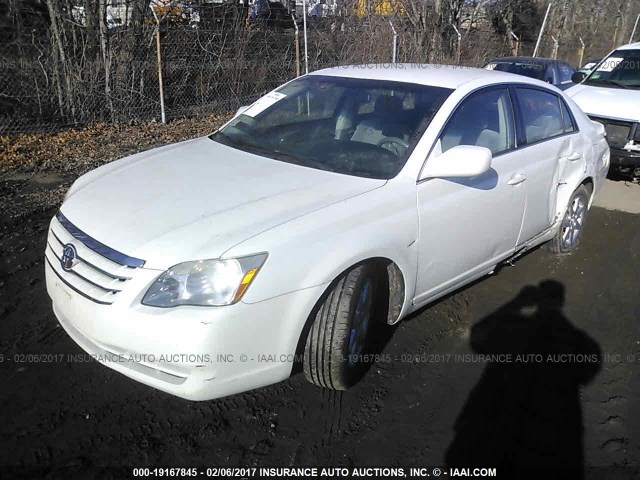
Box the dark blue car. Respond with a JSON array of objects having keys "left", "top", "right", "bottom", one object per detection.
[{"left": 484, "top": 56, "right": 577, "bottom": 90}]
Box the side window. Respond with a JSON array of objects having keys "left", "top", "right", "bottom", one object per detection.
[
  {"left": 544, "top": 65, "right": 555, "bottom": 84},
  {"left": 560, "top": 100, "right": 576, "bottom": 133},
  {"left": 515, "top": 88, "right": 565, "bottom": 144},
  {"left": 440, "top": 88, "right": 515, "bottom": 155},
  {"left": 559, "top": 63, "right": 575, "bottom": 84}
]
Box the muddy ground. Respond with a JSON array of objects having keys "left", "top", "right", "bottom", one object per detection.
[{"left": 0, "top": 137, "right": 639, "bottom": 479}]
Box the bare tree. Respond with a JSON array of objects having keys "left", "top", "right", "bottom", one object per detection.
[
  {"left": 45, "top": 0, "right": 74, "bottom": 116},
  {"left": 396, "top": 0, "right": 462, "bottom": 61}
]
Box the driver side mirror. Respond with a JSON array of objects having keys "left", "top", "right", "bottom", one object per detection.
[
  {"left": 421, "top": 144, "right": 492, "bottom": 180},
  {"left": 571, "top": 71, "right": 586, "bottom": 83}
]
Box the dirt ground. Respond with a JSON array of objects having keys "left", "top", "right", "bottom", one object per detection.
[{"left": 1, "top": 129, "right": 639, "bottom": 479}]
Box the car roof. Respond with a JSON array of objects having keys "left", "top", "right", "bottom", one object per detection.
[
  {"left": 309, "top": 64, "right": 548, "bottom": 90},
  {"left": 488, "top": 56, "right": 561, "bottom": 64},
  {"left": 617, "top": 42, "right": 640, "bottom": 51}
]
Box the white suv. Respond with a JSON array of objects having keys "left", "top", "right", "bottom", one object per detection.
[{"left": 567, "top": 42, "right": 640, "bottom": 180}]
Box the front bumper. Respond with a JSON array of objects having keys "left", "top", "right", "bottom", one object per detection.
[{"left": 46, "top": 257, "right": 326, "bottom": 401}]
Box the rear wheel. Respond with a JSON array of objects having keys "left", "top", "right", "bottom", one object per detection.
[
  {"left": 303, "top": 263, "right": 386, "bottom": 390},
  {"left": 544, "top": 184, "right": 590, "bottom": 254}
]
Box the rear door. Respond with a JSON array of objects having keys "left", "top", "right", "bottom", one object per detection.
[{"left": 510, "top": 86, "right": 582, "bottom": 244}]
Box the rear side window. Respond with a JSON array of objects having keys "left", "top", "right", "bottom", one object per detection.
[
  {"left": 440, "top": 88, "right": 515, "bottom": 155},
  {"left": 515, "top": 87, "right": 565, "bottom": 144},
  {"left": 560, "top": 100, "right": 576, "bottom": 133},
  {"left": 543, "top": 65, "right": 555, "bottom": 84},
  {"left": 489, "top": 61, "right": 545, "bottom": 81},
  {"left": 558, "top": 63, "right": 575, "bottom": 84}
]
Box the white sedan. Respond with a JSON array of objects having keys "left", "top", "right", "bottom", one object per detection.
[{"left": 45, "top": 65, "right": 609, "bottom": 400}]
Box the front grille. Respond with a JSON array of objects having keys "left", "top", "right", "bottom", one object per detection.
[
  {"left": 589, "top": 116, "right": 634, "bottom": 148},
  {"left": 45, "top": 213, "right": 145, "bottom": 305}
]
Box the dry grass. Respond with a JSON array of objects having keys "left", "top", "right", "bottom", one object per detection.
[{"left": 0, "top": 114, "right": 231, "bottom": 176}]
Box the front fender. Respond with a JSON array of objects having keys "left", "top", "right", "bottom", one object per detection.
[{"left": 223, "top": 178, "right": 419, "bottom": 320}]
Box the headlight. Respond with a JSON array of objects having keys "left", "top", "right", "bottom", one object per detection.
[{"left": 142, "top": 253, "right": 267, "bottom": 307}]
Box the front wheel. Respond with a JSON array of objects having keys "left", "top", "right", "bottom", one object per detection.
[
  {"left": 544, "top": 184, "right": 590, "bottom": 254},
  {"left": 303, "top": 263, "right": 386, "bottom": 390}
]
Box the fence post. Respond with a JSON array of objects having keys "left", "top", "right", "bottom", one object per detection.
[
  {"left": 578, "top": 37, "right": 585, "bottom": 68},
  {"left": 293, "top": 15, "right": 300, "bottom": 77},
  {"left": 389, "top": 20, "right": 398, "bottom": 64},
  {"left": 509, "top": 31, "right": 520, "bottom": 56},
  {"left": 150, "top": 6, "right": 166, "bottom": 124},
  {"left": 451, "top": 23, "right": 462, "bottom": 63},
  {"left": 302, "top": 0, "right": 308, "bottom": 74},
  {"left": 631, "top": 13, "right": 640, "bottom": 43}
]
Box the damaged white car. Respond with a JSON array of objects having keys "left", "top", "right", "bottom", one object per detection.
[{"left": 46, "top": 65, "right": 609, "bottom": 400}]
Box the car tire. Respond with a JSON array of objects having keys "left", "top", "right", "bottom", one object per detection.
[
  {"left": 303, "top": 263, "right": 386, "bottom": 390},
  {"left": 544, "top": 184, "right": 590, "bottom": 254}
]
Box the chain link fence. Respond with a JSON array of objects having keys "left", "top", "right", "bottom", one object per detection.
[
  {"left": 0, "top": 8, "right": 295, "bottom": 133},
  {"left": 1, "top": 0, "right": 632, "bottom": 135}
]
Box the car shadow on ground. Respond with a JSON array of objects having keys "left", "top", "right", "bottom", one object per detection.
[{"left": 444, "top": 280, "right": 601, "bottom": 478}]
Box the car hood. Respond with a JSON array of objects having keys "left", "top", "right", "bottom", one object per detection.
[
  {"left": 566, "top": 84, "right": 640, "bottom": 122},
  {"left": 61, "top": 137, "right": 386, "bottom": 269}
]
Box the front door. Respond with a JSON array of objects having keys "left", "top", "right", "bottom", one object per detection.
[{"left": 414, "top": 87, "right": 526, "bottom": 304}]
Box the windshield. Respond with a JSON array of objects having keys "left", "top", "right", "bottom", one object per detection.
[
  {"left": 486, "top": 61, "right": 547, "bottom": 81},
  {"left": 210, "top": 75, "right": 452, "bottom": 179},
  {"left": 584, "top": 49, "right": 640, "bottom": 89}
]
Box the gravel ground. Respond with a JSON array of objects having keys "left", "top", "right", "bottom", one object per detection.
[{"left": 1, "top": 130, "right": 639, "bottom": 479}]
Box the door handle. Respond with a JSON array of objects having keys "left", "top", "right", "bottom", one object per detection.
[
  {"left": 567, "top": 152, "right": 582, "bottom": 161},
  {"left": 508, "top": 173, "right": 527, "bottom": 186}
]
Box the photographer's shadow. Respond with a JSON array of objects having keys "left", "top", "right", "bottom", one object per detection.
[{"left": 445, "top": 281, "right": 601, "bottom": 477}]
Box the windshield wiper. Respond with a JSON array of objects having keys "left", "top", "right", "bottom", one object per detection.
[
  {"left": 212, "top": 128, "right": 338, "bottom": 173},
  {"left": 209, "top": 130, "right": 238, "bottom": 146},
  {"left": 293, "top": 156, "right": 336, "bottom": 173},
  {"left": 217, "top": 135, "right": 336, "bottom": 173},
  {"left": 587, "top": 78, "right": 630, "bottom": 89},
  {"left": 211, "top": 131, "right": 281, "bottom": 159}
]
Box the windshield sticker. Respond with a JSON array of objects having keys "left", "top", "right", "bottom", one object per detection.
[
  {"left": 242, "top": 91, "right": 287, "bottom": 117},
  {"left": 485, "top": 63, "right": 497, "bottom": 70},
  {"left": 597, "top": 57, "right": 623, "bottom": 72}
]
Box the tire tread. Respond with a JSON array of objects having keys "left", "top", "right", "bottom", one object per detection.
[{"left": 304, "top": 265, "right": 368, "bottom": 390}]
